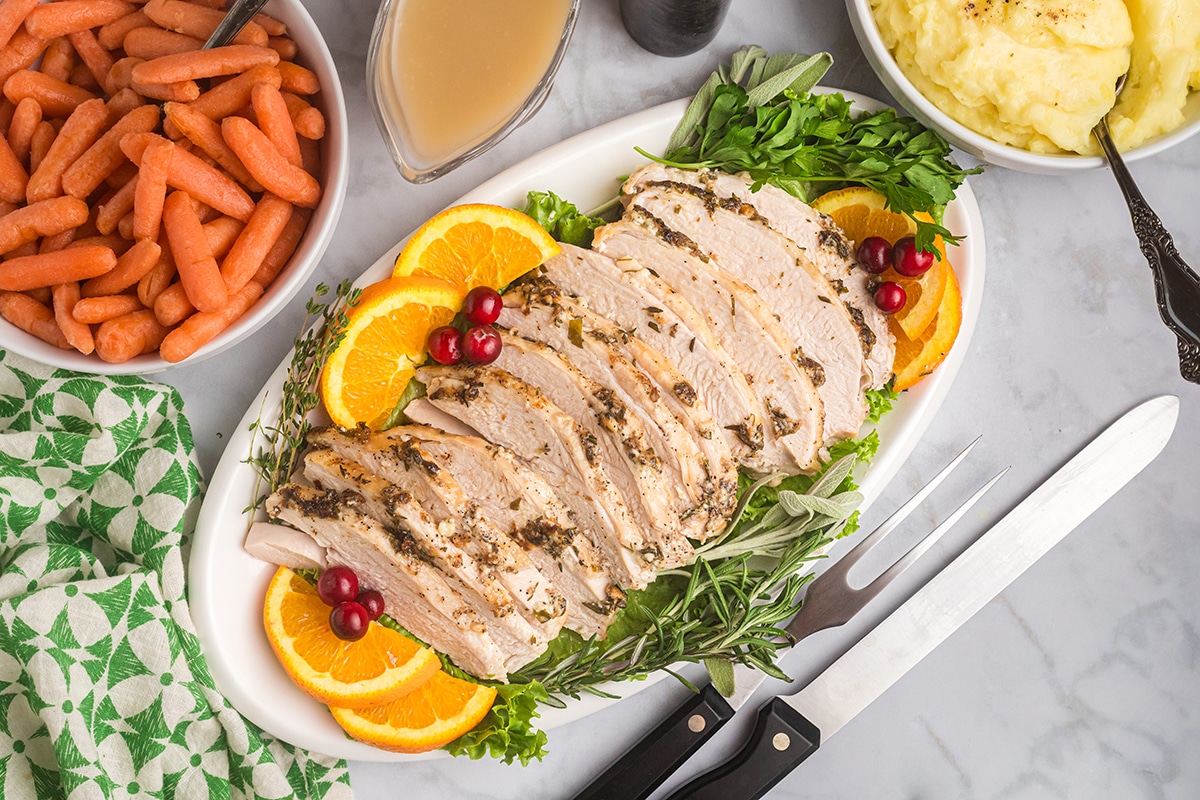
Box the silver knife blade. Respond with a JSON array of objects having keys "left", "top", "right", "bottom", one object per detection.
[
  {"left": 725, "top": 394, "right": 1177, "bottom": 716},
  {"left": 784, "top": 393, "right": 1178, "bottom": 736}
]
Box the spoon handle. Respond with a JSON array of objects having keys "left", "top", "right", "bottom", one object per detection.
[
  {"left": 1094, "top": 118, "right": 1200, "bottom": 384},
  {"left": 204, "top": 0, "right": 272, "bottom": 49}
]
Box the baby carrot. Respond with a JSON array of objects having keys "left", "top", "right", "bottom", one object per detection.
[
  {"left": 277, "top": 61, "right": 320, "bottom": 96},
  {"left": 252, "top": 12, "right": 286, "bottom": 37},
  {"left": 151, "top": 279, "right": 192, "bottom": 325},
  {"left": 222, "top": 116, "right": 320, "bottom": 208},
  {"left": 105, "top": 159, "right": 136, "bottom": 189},
  {"left": 122, "top": 27, "right": 202, "bottom": 60},
  {"left": 159, "top": 278, "right": 260, "bottom": 362},
  {"left": 251, "top": 82, "right": 300, "bottom": 167},
  {"left": 0, "top": 245, "right": 116, "bottom": 291},
  {"left": 163, "top": 100, "right": 260, "bottom": 190},
  {"left": 109, "top": 56, "right": 199, "bottom": 103},
  {"left": 137, "top": 248, "right": 174, "bottom": 306},
  {"left": 69, "top": 61, "right": 100, "bottom": 93},
  {"left": 97, "top": 9, "right": 153, "bottom": 50},
  {"left": 22, "top": 285, "right": 50, "bottom": 303},
  {"left": 268, "top": 36, "right": 296, "bottom": 61},
  {"left": 0, "top": 290, "right": 72, "bottom": 348},
  {"left": 25, "top": 0, "right": 135, "bottom": 40},
  {"left": 68, "top": 234, "right": 128, "bottom": 255},
  {"left": 0, "top": 0, "right": 40, "bottom": 52},
  {"left": 220, "top": 193, "right": 290, "bottom": 293},
  {"left": 189, "top": 63, "right": 279, "bottom": 120},
  {"left": 28, "top": 118, "right": 54, "bottom": 173},
  {"left": 39, "top": 228, "right": 76, "bottom": 253},
  {"left": 51, "top": 280, "right": 94, "bottom": 354},
  {"left": 96, "top": 171, "right": 136, "bottom": 234},
  {"left": 81, "top": 237, "right": 159, "bottom": 296},
  {"left": 252, "top": 205, "right": 307, "bottom": 286},
  {"left": 281, "top": 91, "right": 325, "bottom": 140},
  {"left": 132, "top": 44, "right": 278, "bottom": 85},
  {"left": 4, "top": 240, "right": 37, "bottom": 258},
  {"left": 133, "top": 139, "right": 170, "bottom": 241},
  {"left": 39, "top": 36, "right": 75, "bottom": 83},
  {"left": 162, "top": 189, "right": 225, "bottom": 312},
  {"left": 3, "top": 70, "right": 97, "bottom": 118},
  {"left": 0, "top": 196, "right": 89, "bottom": 253},
  {"left": 116, "top": 209, "right": 133, "bottom": 239},
  {"left": 122, "top": 132, "right": 255, "bottom": 221},
  {"left": 73, "top": 292, "right": 144, "bottom": 323},
  {"left": 103, "top": 87, "right": 144, "bottom": 124},
  {"left": 61, "top": 102, "right": 160, "bottom": 199},
  {"left": 0, "top": 126, "right": 26, "bottom": 202},
  {"left": 142, "top": 0, "right": 268, "bottom": 47},
  {"left": 7, "top": 95, "right": 40, "bottom": 162},
  {"left": 0, "top": 29, "right": 52, "bottom": 88},
  {"left": 26, "top": 96, "right": 106, "bottom": 202},
  {"left": 202, "top": 214, "right": 243, "bottom": 260},
  {"left": 67, "top": 29, "right": 115, "bottom": 95},
  {"left": 94, "top": 308, "right": 168, "bottom": 362}
]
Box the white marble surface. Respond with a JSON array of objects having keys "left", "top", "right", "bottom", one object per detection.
[{"left": 160, "top": 1, "right": 1200, "bottom": 798}]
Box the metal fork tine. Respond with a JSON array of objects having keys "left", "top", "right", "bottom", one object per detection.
[
  {"left": 855, "top": 467, "right": 1010, "bottom": 608},
  {"left": 821, "top": 437, "right": 981, "bottom": 582}
]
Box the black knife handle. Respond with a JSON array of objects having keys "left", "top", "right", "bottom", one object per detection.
[
  {"left": 662, "top": 698, "right": 821, "bottom": 800},
  {"left": 573, "top": 683, "right": 736, "bottom": 800}
]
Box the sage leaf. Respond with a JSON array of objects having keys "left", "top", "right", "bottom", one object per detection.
[
  {"left": 745, "top": 52, "right": 833, "bottom": 109},
  {"left": 705, "top": 658, "right": 737, "bottom": 698}
]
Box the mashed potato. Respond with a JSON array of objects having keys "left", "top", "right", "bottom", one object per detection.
[{"left": 871, "top": 0, "right": 1200, "bottom": 154}]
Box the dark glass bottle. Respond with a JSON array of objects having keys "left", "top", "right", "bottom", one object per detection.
[{"left": 619, "top": 0, "right": 733, "bottom": 57}]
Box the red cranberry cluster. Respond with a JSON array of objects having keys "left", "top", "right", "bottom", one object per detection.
[
  {"left": 427, "top": 286, "right": 503, "bottom": 366},
  {"left": 855, "top": 235, "right": 935, "bottom": 315},
  {"left": 317, "top": 565, "right": 385, "bottom": 641}
]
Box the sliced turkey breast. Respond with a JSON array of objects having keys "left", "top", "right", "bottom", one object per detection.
[
  {"left": 594, "top": 221, "right": 824, "bottom": 473},
  {"left": 624, "top": 165, "right": 895, "bottom": 389},
  {"left": 416, "top": 365, "right": 660, "bottom": 589}
]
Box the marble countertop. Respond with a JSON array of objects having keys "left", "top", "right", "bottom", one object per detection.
[{"left": 160, "top": 1, "right": 1200, "bottom": 798}]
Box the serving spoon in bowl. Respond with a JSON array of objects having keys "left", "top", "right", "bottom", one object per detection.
[{"left": 1093, "top": 75, "right": 1200, "bottom": 384}]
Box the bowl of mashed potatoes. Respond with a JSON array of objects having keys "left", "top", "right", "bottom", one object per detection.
[{"left": 847, "top": 0, "right": 1200, "bottom": 173}]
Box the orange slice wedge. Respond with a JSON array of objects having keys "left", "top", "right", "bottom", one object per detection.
[
  {"left": 263, "top": 567, "right": 441, "bottom": 709},
  {"left": 891, "top": 260, "right": 963, "bottom": 392},
  {"left": 319, "top": 276, "right": 464, "bottom": 429},
  {"left": 811, "top": 186, "right": 951, "bottom": 339},
  {"left": 330, "top": 670, "right": 497, "bottom": 753},
  {"left": 392, "top": 203, "right": 561, "bottom": 292}
]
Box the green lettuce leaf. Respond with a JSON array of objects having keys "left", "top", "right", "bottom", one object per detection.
[
  {"left": 523, "top": 190, "right": 605, "bottom": 247},
  {"left": 442, "top": 681, "right": 550, "bottom": 765}
]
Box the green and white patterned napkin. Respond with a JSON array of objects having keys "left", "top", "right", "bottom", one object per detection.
[{"left": 0, "top": 349, "right": 353, "bottom": 800}]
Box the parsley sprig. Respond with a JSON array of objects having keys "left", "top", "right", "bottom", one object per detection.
[{"left": 648, "top": 46, "right": 982, "bottom": 253}]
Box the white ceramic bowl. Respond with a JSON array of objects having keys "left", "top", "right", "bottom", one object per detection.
[
  {"left": 845, "top": 0, "right": 1200, "bottom": 174},
  {"left": 0, "top": 0, "right": 348, "bottom": 375}
]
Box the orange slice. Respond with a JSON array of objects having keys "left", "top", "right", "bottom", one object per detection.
[
  {"left": 263, "top": 567, "right": 442, "bottom": 709},
  {"left": 319, "top": 276, "right": 464, "bottom": 429},
  {"left": 392, "top": 203, "right": 561, "bottom": 292},
  {"left": 891, "top": 260, "right": 963, "bottom": 392},
  {"left": 811, "top": 186, "right": 950, "bottom": 340},
  {"left": 330, "top": 670, "right": 497, "bottom": 753}
]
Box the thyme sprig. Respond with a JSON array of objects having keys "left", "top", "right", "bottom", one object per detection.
[
  {"left": 245, "top": 280, "right": 360, "bottom": 513},
  {"left": 511, "top": 454, "right": 861, "bottom": 700}
]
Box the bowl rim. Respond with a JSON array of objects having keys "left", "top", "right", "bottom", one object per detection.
[
  {"left": 844, "top": 0, "right": 1200, "bottom": 174},
  {"left": 0, "top": 0, "right": 349, "bottom": 376}
]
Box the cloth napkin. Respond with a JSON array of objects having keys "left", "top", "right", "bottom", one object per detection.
[{"left": 0, "top": 349, "right": 353, "bottom": 800}]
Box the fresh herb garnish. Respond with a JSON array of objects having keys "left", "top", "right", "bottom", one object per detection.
[
  {"left": 648, "top": 46, "right": 982, "bottom": 254},
  {"left": 523, "top": 190, "right": 606, "bottom": 247},
  {"left": 245, "top": 280, "right": 360, "bottom": 512}
]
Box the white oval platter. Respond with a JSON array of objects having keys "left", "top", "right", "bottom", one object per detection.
[{"left": 189, "top": 89, "right": 987, "bottom": 762}]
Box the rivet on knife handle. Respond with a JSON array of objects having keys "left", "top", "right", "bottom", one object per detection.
[
  {"left": 662, "top": 698, "right": 821, "bottom": 800},
  {"left": 572, "top": 683, "right": 735, "bottom": 800}
]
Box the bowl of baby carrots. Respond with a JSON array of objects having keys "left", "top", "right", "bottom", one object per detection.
[{"left": 0, "top": 0, "right": 347, "bottom": 373}]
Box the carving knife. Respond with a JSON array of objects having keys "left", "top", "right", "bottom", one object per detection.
[{"left": 574, "top": 395, "right": 1179, "bottom": 800}]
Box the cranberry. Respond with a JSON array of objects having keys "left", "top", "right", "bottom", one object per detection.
[
  {"left": 317, "top": 566, "right": 358, "bottom": 606},
  {"left": 892, "top": 237, "right": 934, "bottom": 277},
  {"left": 357, "top": 589, "right": 385, "bottom": 621},
  {"left": 463, "top": 287, "right": 503, "bottom": 326},
  {"left": 462, "top": 325, "right": 502, "bottom": 365},
  {"left": 427, "top": 325, "right": 463, "bottom": 365},
  {"left": 874, "top": 281, "right": 907, "bottom": 314},
  {"left": 329, "top": 601, "right": 369, "bottom": 641},
  {"left": 856, "top": 236, "right": 892, "bottom": 275}
]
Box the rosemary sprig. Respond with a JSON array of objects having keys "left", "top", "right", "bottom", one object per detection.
[
  {"left": 510, "top": 455, "right": 861, "bottom": 700},
  {"left": 245, "top": 280, "right": 360, "bottom": 513}
]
